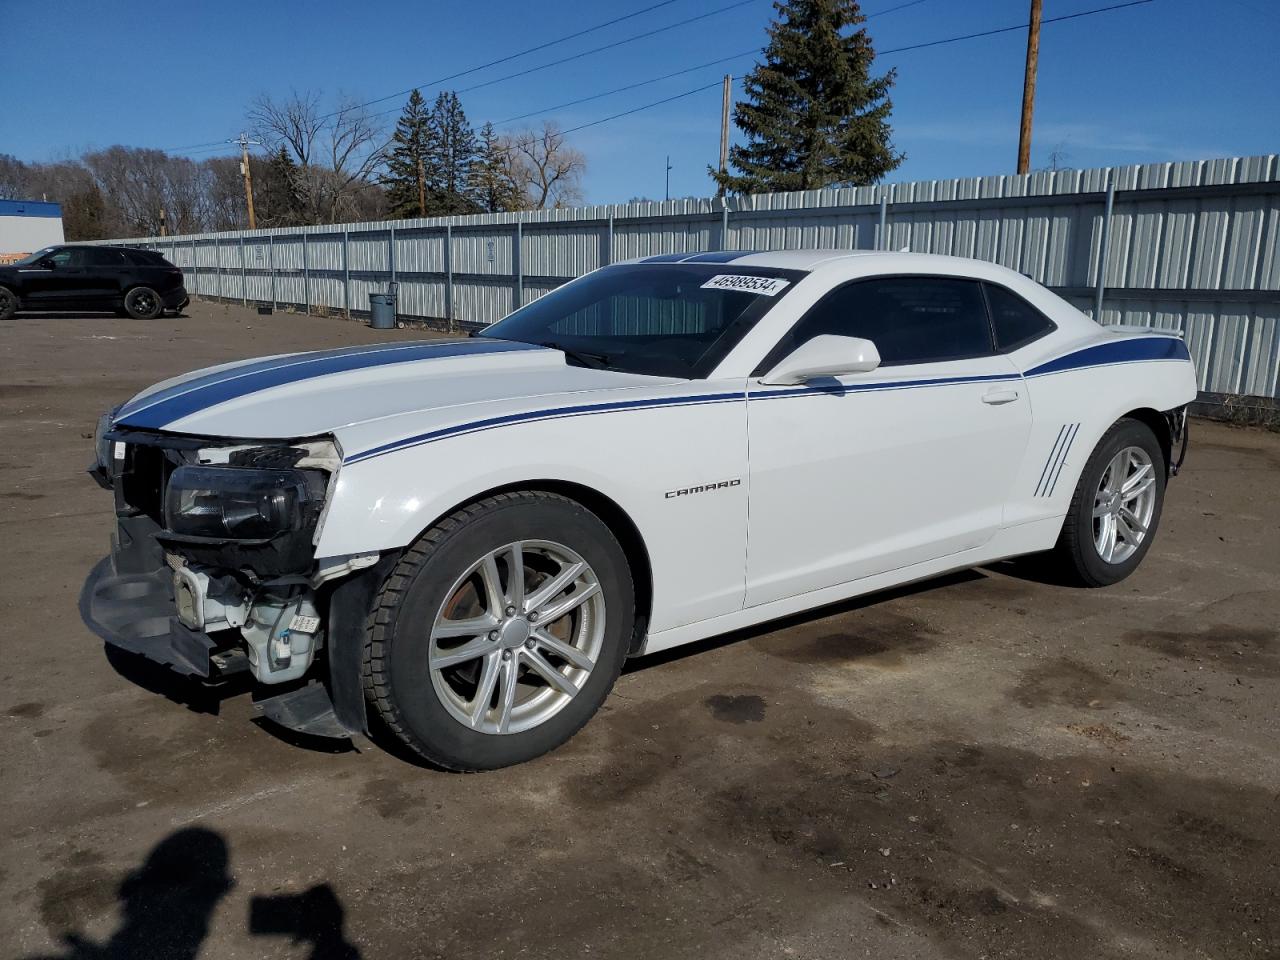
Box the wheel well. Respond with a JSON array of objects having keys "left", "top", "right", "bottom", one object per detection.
[
  {"left": 1121, "top": 407, "right": 1172, "bottom": 471},
  {"left": 442, "top": 480, "right": 654, "bottom": 655}
]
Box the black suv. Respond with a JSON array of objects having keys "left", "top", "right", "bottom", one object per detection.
[{"left": 0, "top": 245, "right": 188, "bottom": 320}]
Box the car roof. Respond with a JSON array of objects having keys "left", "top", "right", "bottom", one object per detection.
[
  {"left": 620, "top": 249, "right": 1035, "bottom": 279},
  {"left": 57, "top": 243, "right": 151, "bottom": 251}
]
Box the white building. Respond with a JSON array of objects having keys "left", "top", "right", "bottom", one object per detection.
[{"left": 0, "top": 199, "right": 65, "bottom": 262}]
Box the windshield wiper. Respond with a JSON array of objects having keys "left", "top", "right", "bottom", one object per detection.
[{"left": 537, "top": 341, "right": 613, "bottom": 370}]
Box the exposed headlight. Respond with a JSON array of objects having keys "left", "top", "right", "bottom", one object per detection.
[
  {"left": 164, "top": 466, "right": 318, "bottom": 540},
  {"left": 90, "top": 405, "right": 122, "bottom": 488}
]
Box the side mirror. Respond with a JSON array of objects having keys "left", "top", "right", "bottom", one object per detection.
[
  {"left": 761, "top": 335, "right": 881, "bottom": 385},
  {"left": 36, "top": 258, "right": 56, "bottom": 269}
]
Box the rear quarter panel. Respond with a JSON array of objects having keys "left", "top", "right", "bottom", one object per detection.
[{"left": 1005, "top": 332, "right": 1197, "bottom": 530}]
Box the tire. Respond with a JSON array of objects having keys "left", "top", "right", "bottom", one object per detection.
[
  {"left": 1050, "top": 417, "right": 1166, "bottom": 587},
  {"left": 0, "top": 286, "right": 17, "bottom": 321},
  {"left": 123, "top": 287, "right": 163, "bottom": 320},
  {"left": 363, "top": 491, "right": 635, "bottom": 770}
]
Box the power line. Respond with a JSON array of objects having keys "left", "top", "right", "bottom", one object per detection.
[
  {"left": 560, "top": 80, "right": 733, "bottom": 136},
  {"left": 361, "top": 0, "right": 761, "bottom": 125},
  {"left": 166, "top": 0, "right": 1152, "bottom": 157},
  {"left": 496, "top": 52, "right": 755, "bottom": 126},
  {"left": 488, "top": 0, "right": 935, "bottom": 128},
  {"left": 164, "top": 0, "right": 920, "bottom": 154},
  {"left": 879, "top": 0, "right": 1154, "bottom": 56},
  {"left": 319, "top": 0, "right": 700, "bottom": 122},
  {"left": 555, "top": 0, "right": 1155, "bottom": 138},
  {"left": 159, "top": 0, "right": 686, "bottom": 149}
]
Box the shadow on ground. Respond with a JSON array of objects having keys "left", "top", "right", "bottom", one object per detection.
[{"left": 24, "top": 829, "right": 359, "bottom": 960}]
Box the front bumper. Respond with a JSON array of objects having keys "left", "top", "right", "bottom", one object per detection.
[
  {"left": 81, "top": 517, "right": 243, "bottom": 679},
  {"left": 162, "top": 286, "right": 189, "bottom": 308}
]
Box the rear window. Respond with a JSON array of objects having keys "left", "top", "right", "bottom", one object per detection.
[
  {"left": 124, "top": 249, "right": 173, "bottom": 267},
  {"left": 983, "top": 282, "right": 1057, "bottom": 351}
]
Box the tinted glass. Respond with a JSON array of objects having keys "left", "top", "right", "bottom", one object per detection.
[
  {"left": 85, "top": 248, "right": 128, "bottom": 267},
  {"left": 984, "top": 282, "right": 1056, "bottom": 350},
  {"left": 481, "top": 264, "right": 800, "bottom": 378},
  {"left": 772, "top": 276, "right": 994, "bottom": 367},
  {"left": 45, "top": 248, "right": 80, "bottom": 267},
  {"left": 14, "top": 247, "right": 57, "bottom": 266},
  {"left": 125, "top": 249, "right": 172, "bottom": 266}
]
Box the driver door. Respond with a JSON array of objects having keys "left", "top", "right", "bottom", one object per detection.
[
  {"left": 744, "top": 275, "right": 1032, "bottom": 607},
  {"left": 20, "top": 247, "right": 87, "bottom": 304}
]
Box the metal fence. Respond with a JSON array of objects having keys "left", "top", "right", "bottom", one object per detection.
[{"left": 109, "top": 154, "right": 1279, "bottom": 400}]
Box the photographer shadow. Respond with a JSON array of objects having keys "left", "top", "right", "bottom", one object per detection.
[{"left": 26, "top": 828, "right": 360, "bottom": 960}]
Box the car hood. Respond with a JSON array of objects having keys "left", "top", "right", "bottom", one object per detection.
[{"left": 113, "top": 338, "right": 674, "bottom": 440}]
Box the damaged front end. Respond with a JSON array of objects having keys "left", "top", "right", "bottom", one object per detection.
[{"left": 84, "top": 426, "right": 388, "bottom": 739}]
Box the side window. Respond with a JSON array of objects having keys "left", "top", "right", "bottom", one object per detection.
[
  {"left": 983, "top": 282, "right": 1057, "bottom": 351},
  {"left": 46, "top": 248, "right": 77, "bottom": 267},
  {"left": 769, "top": 276, "right": 994, "bottom": 368},
  {"left": 86, "top": 248, "right": 127, "bottom": 267}
]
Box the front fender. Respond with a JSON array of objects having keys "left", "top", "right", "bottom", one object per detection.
[{"left": 315, "top": 395, "right": 750, "bottom": 634}]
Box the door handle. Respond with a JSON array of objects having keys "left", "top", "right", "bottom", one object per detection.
[{"left": 981, "top": 388, "right": 1020, "bottom": 405}]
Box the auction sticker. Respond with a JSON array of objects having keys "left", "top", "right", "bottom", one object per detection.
[{"left": 700, "top": 274, "right": 790, "bottom": 296}]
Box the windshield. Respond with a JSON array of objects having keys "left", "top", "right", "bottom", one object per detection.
[
  {"left": 479, "top": 263, "right": 803, "bottom": 379},
  {"left": 13, "top": 246, "right": 57, "bottom": 266}
]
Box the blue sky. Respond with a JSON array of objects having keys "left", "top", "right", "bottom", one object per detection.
[{"left": 4, "top": 0, "right": 1277, "bottom": 202}]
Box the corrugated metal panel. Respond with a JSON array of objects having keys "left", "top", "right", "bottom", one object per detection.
[{"left": 94, "top": 154, "right": 1279, "bottom": 397}]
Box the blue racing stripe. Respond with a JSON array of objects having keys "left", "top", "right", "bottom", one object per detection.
[
  {"left": 117, "top": 339, "right": 543, "bottom": 430},
  {"left": 1027, "top": 336, "right": 1188, "bottom": 377},
  {"left": 344, "top": 371, "right": 1022, "bottom": 463},
  {"left": 345, "top": 391, "right": 747, "bottom": 464},
  {"left": 678, "top": 250, "right": 757, "bottom": 263}
]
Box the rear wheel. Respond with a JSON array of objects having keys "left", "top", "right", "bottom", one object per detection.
[
  {"left": 0, "top": 286, "right": 17, "bottom": 321},
  {"left": 123, "top": 287, "right": 163, "bottom": 320},
  {"left": 363, "top": 491, "right": 634, "bottom": 770},
  {"left": 1050, "top": 418, "right": 1166, "bottom": 586}
]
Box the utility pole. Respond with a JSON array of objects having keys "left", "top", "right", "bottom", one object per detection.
[
  {"left": 159, "top": 207, "right": 167, "bottom": 237},
  {"left": 232, "top": 132, "right": 261, "bottom": 229},
  {"left": 1016, "top": 0, "right": 1043, "bottom": 175},
  {"left": 416, "top": 154, "right": 427, "bottom": 216},
  {"left": 665, "top": 155, "right": 673, "bottom": 202},
  {"left": 717, "top": 74, "right": 732, "bottom": 197}
]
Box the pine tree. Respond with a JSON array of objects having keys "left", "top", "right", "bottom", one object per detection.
[
  {"left": 712, "top": 0, "right": 903, "bottom": 194},
  {"left": 259, "top": 146, "right": 303, "bottom": 227},
  {"left": 469, "top": 123, "right": 524, "bottom": 213},
  {"left": 380, "top": 89, "right": 433, "bottom": 218},
  {"left": 424, "top": 91, "right": 481, "bottom": 216}
]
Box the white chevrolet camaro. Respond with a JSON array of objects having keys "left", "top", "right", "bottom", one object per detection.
[{"left": 87, "top": 251, "right": 1196, "bottom": 769}]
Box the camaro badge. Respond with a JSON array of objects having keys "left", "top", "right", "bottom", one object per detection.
[{"left": 665, "top": 478, "right": 742, "bottom": 499}]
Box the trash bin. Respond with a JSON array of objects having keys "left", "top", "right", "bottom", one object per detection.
[{"left": 369, "top": 283, "right": 398, "bottom": 329}]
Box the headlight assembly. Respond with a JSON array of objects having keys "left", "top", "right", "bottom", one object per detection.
[
  {"left": 160, "top": 464, "right": 328, "bottom": 576},
  {"left": 90, "top": 405, "right": 122, "bottom": 488},
  {"left": 164, "top": 466, "right": 320, "bottom": 540}
]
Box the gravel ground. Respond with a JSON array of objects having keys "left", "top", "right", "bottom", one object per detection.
[{"left": 2, "top": 301, "right": 1278, "bottom": 960}]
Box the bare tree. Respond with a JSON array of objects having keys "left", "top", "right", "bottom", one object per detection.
[
  {"left": 503, "top": 122, "right": 585, "bottom": 210},
  {"left": 0, "top": 154, "right": 31, "bottom": 200},
  {"left": 249, "top": 91, "right": 386, "bottom": 224},
  {"left": 249, "top": 90, "right": 325, "bottom": 167}
]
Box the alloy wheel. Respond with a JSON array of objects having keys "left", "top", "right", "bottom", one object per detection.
[
  {"left": 428, "top": 540, "right": 605, "bottom": 735},
  {"left": 1092, "top": 445, "right": 1157, "bottom": 564}
]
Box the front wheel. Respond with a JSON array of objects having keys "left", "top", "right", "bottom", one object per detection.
[
  {"left": 363, "top": 491, "right": 634, "bottom": 770},
  {"left": 1050, "top": 418, "right": 1166, "bottom": 586},
  {"left": 0, "top": 286, "right": 17, "bottom": 321},
  {"left": 123, "top": 287, "right": 163, "bottom": 320}
]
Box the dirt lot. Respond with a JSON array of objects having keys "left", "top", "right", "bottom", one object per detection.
[{"left": 2, "top": 301, "right": 1278, "bottom": 960}]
